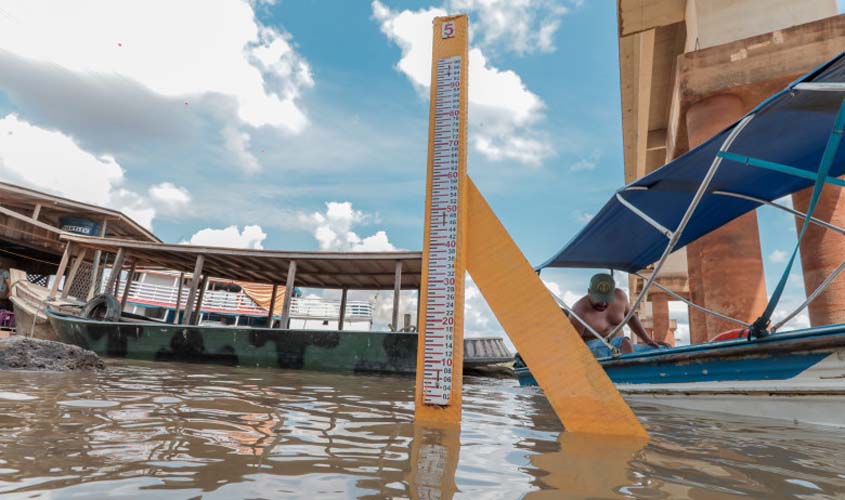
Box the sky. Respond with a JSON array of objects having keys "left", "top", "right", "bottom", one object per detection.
[{"left": 0, "top": 0, "right": 834, "bottom": 343}]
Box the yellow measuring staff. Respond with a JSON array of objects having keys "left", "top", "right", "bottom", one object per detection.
[
  {"left": 415, "top": 14, "right": 469, "bottom": 425},
  {"left": 415, "top": 14, "right": 646, "bottom": 437}
]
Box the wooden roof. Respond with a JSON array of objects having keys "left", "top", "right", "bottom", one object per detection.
[
  {"left": 61, "top": 234, "right": 423, "bottom": 290},
  {"left": 0, "top": 181, "right": 159, "bottom": 242}
]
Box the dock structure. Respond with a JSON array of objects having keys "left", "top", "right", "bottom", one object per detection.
[
  {"left": 54, "top": 233, "right": 422, "bottom": 328},
  {"left": 617, "top": 1, "right": 845, "bottom": 343},
  {"left": 0, "top": 181, "right": 158, "bottom": 305}
]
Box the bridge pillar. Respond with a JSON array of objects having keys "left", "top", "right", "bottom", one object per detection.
[
  {"left": 686, "top": 93, "right": 768, "bottom": 341},
  {"left": 650, "top": 292, "right": 672, "bottom": 345},
  {"left": 792, "top": 185, "right": 845, "bottom": 326}
]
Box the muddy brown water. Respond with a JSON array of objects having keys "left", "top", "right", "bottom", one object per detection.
[{"left": 0, "top": 360, "right": 842, "bottom": 499}]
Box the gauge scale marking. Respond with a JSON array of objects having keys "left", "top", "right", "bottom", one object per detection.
[{"left": 422, "top": 55, "right": 462, "bottom": 406}]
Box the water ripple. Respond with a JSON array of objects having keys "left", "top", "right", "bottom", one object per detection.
[{"left": 0, "top": 360, "right": 840, "bottom": 498}]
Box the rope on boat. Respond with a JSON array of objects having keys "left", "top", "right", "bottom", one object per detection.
[{"left": 750, "top": 98, "right": 845, "bottom": 338}]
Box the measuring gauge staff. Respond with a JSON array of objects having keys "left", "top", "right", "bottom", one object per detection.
[{"left": 423, "top": 55, "right": 462, "bottom": 406}]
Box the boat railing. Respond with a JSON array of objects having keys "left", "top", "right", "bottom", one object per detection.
[{"left": 110, "top": 279, "right": 373, "bottom": 319}]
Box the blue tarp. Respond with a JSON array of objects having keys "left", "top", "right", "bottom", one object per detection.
[{"left": 541, "top": 52, "right": 845, "bottom": 273}]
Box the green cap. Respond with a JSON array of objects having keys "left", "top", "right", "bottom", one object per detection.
[{"left": 589, "top": 273, "right": 616, "bottom": 304}]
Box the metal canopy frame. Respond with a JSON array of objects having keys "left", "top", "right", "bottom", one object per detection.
[
  {"left": 583, "top": 90, "right": 845, "bottom": 347},
  {"left": 606, "top": 114, "right": 756, "bottom": 340}
]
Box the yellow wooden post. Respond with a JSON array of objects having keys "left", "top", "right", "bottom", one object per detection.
[
  {"left": 414, "top": 13, "right": 646, "bottom": 438},
  {"left": 415, "top": 14, "right": 469, "bottom": 425},
  {"left": 465, "top": 178, "right": 647, "bottom": 437}
]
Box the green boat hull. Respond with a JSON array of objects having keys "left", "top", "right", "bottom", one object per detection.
[{"left": 47, "top": 310, "right": 418, "bottom": 374}]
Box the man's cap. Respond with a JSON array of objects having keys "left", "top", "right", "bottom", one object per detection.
[{"left": 589, "top": 273, "right": 616, "bottom": 304}]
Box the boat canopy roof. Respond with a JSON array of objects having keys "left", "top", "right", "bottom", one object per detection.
[
  {"left": 61, "top": 234, "right": 422, "bottom": 290},
  {"left": 541, "top": 52, "right": 845, "bottom": 273}
]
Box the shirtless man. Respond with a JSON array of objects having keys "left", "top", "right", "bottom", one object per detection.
[{"left": 568, "top": 273, "right": 669, "bottom": 357}]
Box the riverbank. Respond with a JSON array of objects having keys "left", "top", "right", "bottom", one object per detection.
[{"left": 0, "top": 337, "right": 104, "bottom": 371}]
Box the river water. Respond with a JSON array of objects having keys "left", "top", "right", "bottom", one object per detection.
[{"left": 0, "top": 360, "right": 842, "bottom": 499}]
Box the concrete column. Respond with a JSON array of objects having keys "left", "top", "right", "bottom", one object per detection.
[
  {"left": 650, "top": 292, "right": 672, "bottom": 346},
  {"left": 686, "top": 94, "right": 767, "bottom": 341},
  {"left": 792, "top": 184, "right": 845, "bottom": 326},
  {"left": 686, "top": 241, "right": 708, "bottom": 344}
]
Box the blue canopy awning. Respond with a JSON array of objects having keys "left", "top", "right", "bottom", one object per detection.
[{"left": 541, "top": 52, "right": 845, "bottom": 273}]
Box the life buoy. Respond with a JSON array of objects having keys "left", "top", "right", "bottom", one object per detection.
[
  {"left": 711, "top": 327, "right": 749, "bottom": 342},
  {"left": 81, "top": 294, "right": 121, "bottom": 322}
]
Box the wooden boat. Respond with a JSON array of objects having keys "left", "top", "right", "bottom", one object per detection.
[
  {"left": 46, "top": 308, "right": 511, "bottom": 375},
  {"left": 522, "top": 52, "right": 845, "bottom": 427},
  {"left": 9, "top": 270, "right": 81, "bottom": 340},
  {"left": 515, "top": 326, "right": 845, "bottom": 427}
]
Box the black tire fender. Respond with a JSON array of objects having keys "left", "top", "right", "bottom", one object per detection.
[{"left": 81, "top": 294, "right": 121, "bottom": 322}]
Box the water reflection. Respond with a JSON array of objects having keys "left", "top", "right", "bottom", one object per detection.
[
  {"left": 524, "top": 433, "right": 647, "bottom": 499},
  {"left": 408, "top": 424, "right": 460, "bottom": 500},
  {"left": 0, "top": 361, "right": 841, "bottom": 498}
]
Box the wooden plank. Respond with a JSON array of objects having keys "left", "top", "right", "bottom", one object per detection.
[
  {"left": 62, "top": 233, "right": 421, "bottom": 261},
  {"left": 173, "top": 273, "right": 184, "bottom": 324},
  {"left": 61, "top": 248, "right": 88, "bottom": 299},
  {"left": 48, "top": 242, "right": 72, "bottom": 299},
  {"left": 392, "top": 260, "right": 402, "bottom": 331},
  {"left": 279, "top": 260, "right": 297, "bottom": 329},
  {"left": 181, "top": 255, "right": 204, "bottom": 326},
  {"left": 87, "top": 220, "right": 108, "bottom": 300},
  {"left": 338, "top": 288, "right": 348, "bottom": 331},
  {"left": 267, "top": 283, "right": 278, "bottom": 327},
  {"left": 465, "top": 177, "right": 647, "bottom": 437},
  {"left": 106, "top": 248, "right": 126, "bottom": 296},
  {"left": 120, "top": 261, "right": 137, "bottom": 312},
  {"left": 192, "top": 275, "right": 209, "bottom": 325}
]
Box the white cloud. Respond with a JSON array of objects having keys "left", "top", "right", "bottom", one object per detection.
[
  {"left": 372, "top": 1, "right": 552, "bottom": 166},
  {"left": 568, "top": 149, "right": 601, "bottom": 172},
  {"left": 0, "top": 114, "right": 155, "bottom": 228},
  {"left": 542, "top": 279, "right": 562, "bottom": 297},
  {"left": 300, "top": 201, "right": 397, "bottom": 252},
  {"left": 110, "top": 188, "right": 156, "bottom": 230},
  {"left": 574, "top": 210, "right": 594, "bottom": 223},
  {"left": 184, "top": 224, "right": 267, "bottom": 249},
  {"left": 0, "top": 1, "right": 313, "bottom": 132},
  {"left": 222, "top": 126, "right": 261, "bottom": 173},
  {"left": 769, "top": 249, "right": 788, "bottom": 263},
  {"left": 674, "top": 323, "right": 690, "bottom": 346},
  {"left": 668, "top": 301, "right": 688, "bottom": 314},
  {"left": 148, "top": 182, "right": 191, "bottom": 213},
  {"left": 464, "top": 276, "right": 498, "bottom": 337},
  {"left": 447, "top": 0, "right": 571, "bottom": 55},
  {"left": 771, "top": 309, "right": 811, "bottom": 331}
]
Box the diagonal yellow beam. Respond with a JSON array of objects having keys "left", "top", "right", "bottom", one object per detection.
[{"left": 465, "top": 177, "right": 648, "bottom": 437}]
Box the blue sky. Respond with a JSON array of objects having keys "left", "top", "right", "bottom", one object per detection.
[{"left": 0, "top": 0, "right": 831, "bottom": 338}]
